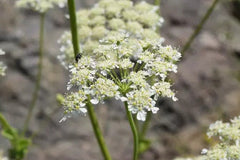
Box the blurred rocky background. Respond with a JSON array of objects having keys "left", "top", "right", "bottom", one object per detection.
[{"left": 0, "top": 0, "right": 240, "bottom": 159}]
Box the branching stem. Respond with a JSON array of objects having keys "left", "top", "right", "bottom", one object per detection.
[{"left": 181, "top": 0, "right": 220, "bottom": 54}]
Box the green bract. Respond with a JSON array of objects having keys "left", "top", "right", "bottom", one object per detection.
[
  {"left": 16, "top": 0, "right": 66, "bottom": 13},
  {"left": 59, "top": 0, "right": 181, "bottom": 122}
]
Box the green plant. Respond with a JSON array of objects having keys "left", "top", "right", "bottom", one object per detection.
[
  {"left": 0, "top": 113, "right": 31, "bottom": 160},
  {"left": 59, "top": 0, "right": 180, "bottom": 160}
]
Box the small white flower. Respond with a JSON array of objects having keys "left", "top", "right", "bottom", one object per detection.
[
  {"left": 0, "top": 49, "right": 7, "bottom": 76},
  {"left": 90, "top": 99, "right": 99, "bottom": 104},
  {"left": 201, "top": 148, "right": 208, "bottom": 155},
  {"left": 137, "top": 110, "right": 147, "bottom": 121},
  {"left": 16, "top": 0, "right": 67, "bottom": 13},
  {"left": 0, "top": 49, "right": 5, "bottom": 55}
]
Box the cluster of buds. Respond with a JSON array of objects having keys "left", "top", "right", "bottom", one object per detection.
[
  {"left": 174, "top": 116, "right": 240, "bottom": 160},
  {"left": 0, "top": 49, "right": 7, "bottom": 76},
  {"left": 16, "top": 0, "right": 66, "bottom": 13},
  {"left": 59, "top": 0, "right": 181, "bottom": 121}
]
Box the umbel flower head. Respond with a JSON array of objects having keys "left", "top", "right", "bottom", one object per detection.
[
  {"left": 174, "top": 116, "right": 240, "bottom": 160},
  {"left": 59, "top": 0, "right": 181, "bottom": 122},
  {"left": 0, "top": 49, "right": 7, "bottom": 76},
  {"left": 16, "top": 0, "right": 66, "bottom": 13},
  {"left": 58, "top": 0, "right": 164, "bottom": 67}
]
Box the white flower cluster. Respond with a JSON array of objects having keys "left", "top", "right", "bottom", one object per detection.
[
  {"left": 60, "top": 0, "right": 181, "bottom": 121},
  {"left": 0, "top": 49, "right": 7, "bottom": 76},
  {"left": 16, "top": 0, "right": 66, "bottom": 13},
  {"left": 58, "top": 0, "right": 164, "bottom": 67},
  {"left": 174, "top": 116, "right": 240, "bottom": 160}
]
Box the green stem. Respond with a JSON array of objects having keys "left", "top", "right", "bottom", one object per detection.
[
  {"left": 133, "top": 115, "right": 139, "bottom": 133},
  {"left": 124, "top": 102, "right": 139, "bottom": 160},
  {"left": 67, "top": 0, "right": 80, "bottom": 58},
  {"left": 181, "top": 0, "right": 220, "bottom": 54},
  {"left": 23, "top": 13, "right": 45, "bottom": 134},
  {"left": 155, "top": 0, "right": 160, "bottom": 6},
  {"left": 140, "top": 112, "right": 152, "bottom": 140},
  {"left": 67, "top": 1, "right": 111, "bottom": 159},
  {"left": 86, "top": 100, "right": 112, "bottom": 160}
]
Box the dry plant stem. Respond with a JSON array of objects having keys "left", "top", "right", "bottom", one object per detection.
[
  {"left": 124, "top": 102, "right": 139, "bottom": 160},
  {"left": 23, "top": 13, "right": 45, "bottom": 134},
  {"left": 67, "top": 1, "right": 111, "bottom": 159},
  {"left": 181, "top": 0, "right": 220, "bottom": 54},
  {"left": 86, "top": 100, "right": 112, "bottom": 160}
]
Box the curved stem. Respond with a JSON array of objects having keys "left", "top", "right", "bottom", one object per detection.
[
  {"left": 181, "top": 0, "right": 220, "bottom": 55},
  {"left": 23, "top": 13, "right": 45, "bottom": 134},
  {"left": 140, "top": 112, "right": 152, "bottom": 140},
  {"left": 124, "top": 102, "right": 139, "bottom": 160},
  {"left": 86, "top": 100, "right": 112, "bottom": 160},
  {"left": 67, "top": 0, "right": 80, "bottom": 58}
]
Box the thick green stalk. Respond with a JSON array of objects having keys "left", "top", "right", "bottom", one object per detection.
[
  {"left": 86, "top": 100, "right": 112, "bottom": 160},
  {"left": 67, "top": 0, "right": 80, "bottom": 58},
  {"left": 181, "top": 0, "right": 220, "bottom": 54},
  {"left": 124, "top": 102, "right": 139, "bottom": 160},
  {"left": 23, "top": 13, "right": 45, "bottom": 134}
]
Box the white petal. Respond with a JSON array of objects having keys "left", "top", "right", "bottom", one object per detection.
[
  {"left": 201, "top": 148, "right": 208, "bottom": 155},
  {"left": 137, "top": 111, "right": 146, "bottom": 121},
  {"left": 120, "top": 97, "right": 128, "bottom": 102},
  {"left": 90, "top": 99, "right": 99, "bottom": 104},
  {"left": 59, "top": 116, "right": 67, "bottom": 123},
  {"left": 172, "top": 96, "right": 178, "bottom": 101},
  {"left": 80, "top": 108, "right": 87, "bottom": 114},
  {"left": 151, "top": 107, "right": 159, "bottom": 114}
]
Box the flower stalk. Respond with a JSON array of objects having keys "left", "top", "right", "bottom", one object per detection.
[
  {"left": 181, "top": 0, "right": 220, "bottom": 54},
  {"left": 67, "top": 0, "right": 80, "bottom": 58},
  {"left": 125, "top": 102, "right": 139, "bottom": 160},
  {"left": 23, "top": 12, "right": 45, "bottom": 134},
  {"left": 86, "top": 100, "right": 112, "bottom": 160},
  {"left": 67, "top": 1, "right": 111, "bottom": 159}
]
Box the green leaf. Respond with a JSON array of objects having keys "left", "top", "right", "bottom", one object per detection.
[
  {"left": 1, "top": 130, "right": 14, "bottom": 140},
  {"left": 0, "top": 113, "right": 31, "bottom": 160}
]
